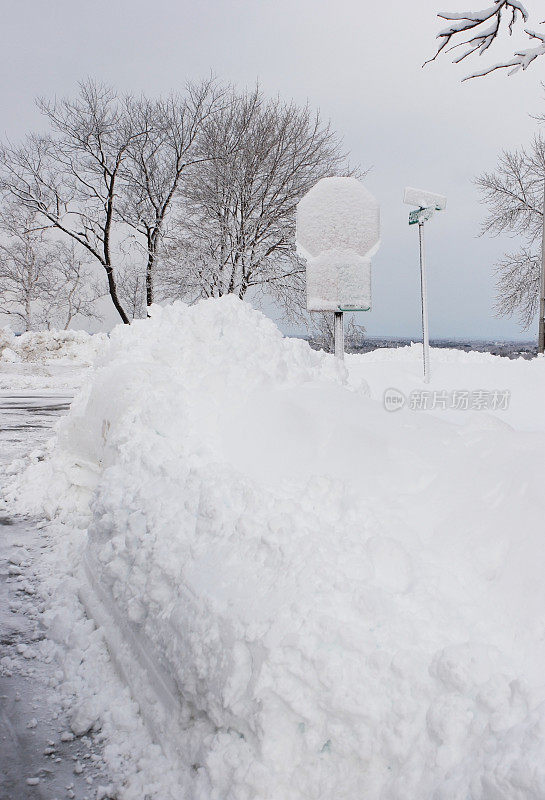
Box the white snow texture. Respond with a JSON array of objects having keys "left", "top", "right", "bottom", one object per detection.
[
  {"left": 8, "top": 296, "right": 545, "bottom": 800},
  {"left": 403, "top": 186, "right": 447, "bottom": 210},
  {"left": 0, "top": 327, "right": 106, "bottom": 365},
  {"left": 297, "top": 177, "right": 379, "bottom": 311}
]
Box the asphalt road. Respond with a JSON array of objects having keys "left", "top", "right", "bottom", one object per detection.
[{"left": 0, "top": 393, "right": 108, "bottom": 800}]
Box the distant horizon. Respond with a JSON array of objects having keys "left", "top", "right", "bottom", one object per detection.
[{"left": 289, "top": 332, "right": 536, "bottom": 345}]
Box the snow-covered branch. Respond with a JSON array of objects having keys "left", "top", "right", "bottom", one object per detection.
[{"left": 426, "top": 1, "right": 545, "bottom": 78}]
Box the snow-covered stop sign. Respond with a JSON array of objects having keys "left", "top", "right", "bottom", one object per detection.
[{"left": 296, "top": 176, "right": 380, "bottom": 312}]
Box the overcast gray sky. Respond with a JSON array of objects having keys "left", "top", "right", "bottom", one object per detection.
[{"left": 1, "top": 0, "right": 544, "bottom": 341}]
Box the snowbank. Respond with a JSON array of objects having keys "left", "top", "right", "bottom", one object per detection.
[
  {"left": 7, "top": 297, "right": 545, "bottom": 799},
  {"left": 0, "top": 328, "right": 107, "bottom": 390},
  {"left": 0, "top": 327, "right": 106, "bottom": 365}
]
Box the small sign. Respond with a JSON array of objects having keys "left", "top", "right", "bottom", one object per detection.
[
  {"left": 338, "top": 304, "right": 370, "bottom": 312},
  {"left": 409, "top": 206, "right": 435, "bottom": 226}
]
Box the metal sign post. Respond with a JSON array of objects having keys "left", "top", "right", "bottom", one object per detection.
[
  {"left": 409, "top": 207, "right": 435, "bottom": 383},
  {"left": 334, "top": 311, "right": 344, "bottom": 360},
  {"left": 537, "top": 187, "right": 545, "bottom": 353},
  {"left": 404, "top": 188, "right": 447, "bottom": 383},
  {"left": 418, "top": 221, "right": 430, "bottom": 383}
]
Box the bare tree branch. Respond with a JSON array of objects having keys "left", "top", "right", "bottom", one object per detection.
[
  {"left": 475, "top": 135, "right": 544, "bottom": 327},
  {"left": 494, "top": 247, "right": 541, "bottom": 327},
  {"left": 0, "top": 204, "right": 103, "bottom": 330},
  {"left": 426, "top": 1, "right": 545, "bottom": 78},
  {"left": 117, "top": 78, "right": 225, "bottom": 307}
]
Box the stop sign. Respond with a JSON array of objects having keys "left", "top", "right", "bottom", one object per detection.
[{"left": 296, "top": 177, "right": 380, "bottom": 311}]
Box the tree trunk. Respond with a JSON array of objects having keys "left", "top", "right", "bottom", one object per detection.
[
  {"left": 146, "top": 264, "right": 153, "bottom": 308},
  {"left": 25, "top": 296, "right": 32, "bottom": 332},
  {"left": 106, "top": 266, "right": 130, "bottom": 324},
  {"left": 146, "top": 231, "right": 155, "bottom": 310},
  {"left": 146, "top": 254, "right": 153, "bottom": 309}
]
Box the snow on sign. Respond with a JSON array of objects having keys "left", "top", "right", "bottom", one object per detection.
[
  {"left": 296, "top": 177, "right": 380, "bottom": 312},
  {"left": 403, "top": 187, "right": 446, "bottom": 211},
  {"left": 408, "top": 207, "right": 435, "bottom": 226}
]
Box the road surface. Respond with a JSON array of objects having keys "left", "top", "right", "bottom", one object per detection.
[{"left": 0, "top": 393, "right": 109, "bottom": 800}]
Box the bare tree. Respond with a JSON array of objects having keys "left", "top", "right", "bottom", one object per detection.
[
  {"left": 0, "top": 80, "right": 146, "bottom": 323},
  {"left": 118, "top": 80, "right": 224, "bottom": 308},
  {"left": 39, "top": 240, "right": 103, "bottom": 330},
  {"left": 115, "top": 262, "right": 147, "bottom": 321},
  {"left": 475, "top": 136, "right": 545, "bottom": 331},
  {"left": 493, "top": 247, "right": 541, "bottom": 326},
  {"left": 0, "top": 207, "right": 102, "bottom": 330},
  {"left": 156, "top": 236, "right": 209, "bottom": 304},
  {"left": 0, "top": 211, "right": 56, "bottom": 330},
  {"left": 427, "top": 1, "right": 545, "bottom": 78},
  {"left": 165, "top": 86, "right": 351, "bottom": 318}
]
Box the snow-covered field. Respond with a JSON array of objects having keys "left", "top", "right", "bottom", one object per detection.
[{"left": 2, "top": 297, "right": 545, "bottom": 799}]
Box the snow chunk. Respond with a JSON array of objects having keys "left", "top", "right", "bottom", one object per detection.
[{"left": 70, "top": 700, "right": 99, "bottom": 737}]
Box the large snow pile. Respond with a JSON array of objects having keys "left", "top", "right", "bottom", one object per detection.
[
  {"left": 7, "top": 297, "right": 545, "bottom": 799},
  {"left": 0, "top": 327, "right": 106, "bottom": 365}
]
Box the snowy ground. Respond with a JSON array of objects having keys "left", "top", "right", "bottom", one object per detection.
[
  {"left": 0, "top": 392, "right": 112, "bottom": 800},
  {"left": 2, "top": 301, "right": 545, "bottom": 799}
]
